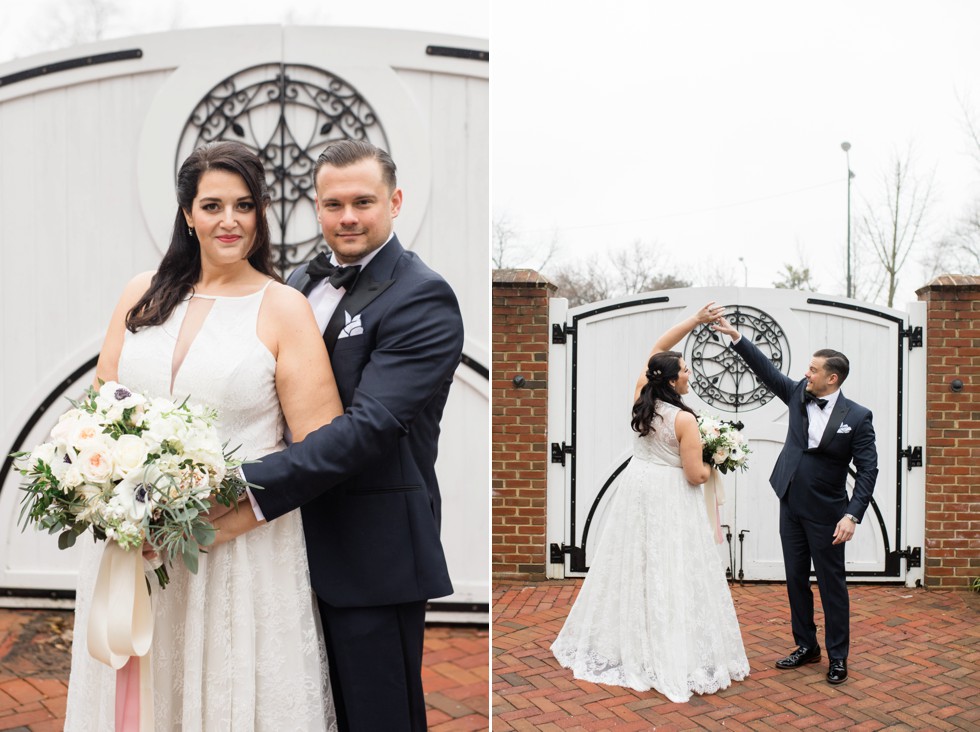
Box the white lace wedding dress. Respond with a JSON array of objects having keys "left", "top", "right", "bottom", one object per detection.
[
  {"left": 64, "top": 282, "right": 337, "bottom": 731},
  {"left": 551, "top": 402, "right": 749, "bottom": 703}
]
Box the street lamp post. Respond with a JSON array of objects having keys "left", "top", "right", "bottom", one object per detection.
[
  {"left": 738, "top": 256, "right": 748, "bottom": 287},
  {"left": 841, "top": 141, "right": 855, "bottom": 299}
]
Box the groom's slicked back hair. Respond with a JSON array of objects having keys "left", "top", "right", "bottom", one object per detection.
[
  {"left": 314, "top": 139, "right": 397, "bottom": 192},
  {"left": 814, "top": 348, "right": 850, "bottom": 383}
]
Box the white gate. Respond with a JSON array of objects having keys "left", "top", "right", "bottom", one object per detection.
[
  {"left": 547, "top": 287, "right": 926, "bottom": 587},
  {"left": 0, "top": 26, "right": 489, "bottom": 618}
]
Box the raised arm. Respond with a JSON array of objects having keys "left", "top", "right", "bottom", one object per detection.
[
  {"left": 634, "top": 302, "right": 725, "bottom": 401},
  {"left": 713, "top": 315, "right": 796, "bottom": 404}
]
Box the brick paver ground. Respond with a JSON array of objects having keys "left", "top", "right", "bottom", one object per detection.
[
  {"left": 494, "top": 581, "right": 980, "bottom": 731},
  {"left": 0, "top": 608, "right": 488, "bottom": 731}
]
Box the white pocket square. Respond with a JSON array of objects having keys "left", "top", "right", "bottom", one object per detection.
[
  {"left": 337, "top": 311, "right": 363, "bottom": 339},
  {"left": 837, "top": 424, "right": 852, "bottom": 434}
]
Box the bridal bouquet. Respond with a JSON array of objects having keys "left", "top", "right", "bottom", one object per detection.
[
  {"left": 12, "top": 381, "right": 248, "bottom": 588},
  {"left": 697, "top": 414, "right": 751, "bottom": 474}
]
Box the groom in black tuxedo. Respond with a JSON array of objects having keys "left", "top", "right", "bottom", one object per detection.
[
  {"left": 218, "top": 140, "right": 462, "bottom": 730},
  {"left": 714, "top": 317, "right": 877, "bottom": 685}
]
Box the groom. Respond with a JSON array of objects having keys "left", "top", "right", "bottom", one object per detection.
[
  {"left": 218, "top": 140, "right": 462, "bottom": 730},
  {"left": 713, "top": 317, "right": 877, "bottom": 685}
]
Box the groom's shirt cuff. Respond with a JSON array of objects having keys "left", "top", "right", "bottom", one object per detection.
[{"left": 245, "top": 488, "right": 266, "bottom": 521}]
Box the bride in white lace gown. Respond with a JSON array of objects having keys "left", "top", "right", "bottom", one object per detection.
[
  {"left": 552, "top": 304, "right": 749, "bottom": 703},
  {"left": 64, "top": 142, "right": 342, "bottom": 730}
]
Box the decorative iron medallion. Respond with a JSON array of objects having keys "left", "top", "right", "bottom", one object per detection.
[
  {"left": 176, "top": 63, "right": 390, "bottom": 278},
  {"left": 684, "top": 306, "right": 790, "bottom": 412}
]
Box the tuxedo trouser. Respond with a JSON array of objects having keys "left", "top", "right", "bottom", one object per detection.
[
  {"left": 779, "top": 495, "right": 849, "bottom": 660},
  {"left": 317, "top": 597, "right": 428, "bottom": 732}
]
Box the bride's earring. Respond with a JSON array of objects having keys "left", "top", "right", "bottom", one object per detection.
[{"left": 188, "top": 225, "right": 195, "bottom": 236}]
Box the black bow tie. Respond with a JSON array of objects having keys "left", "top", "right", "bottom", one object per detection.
[
  {"left": 804, "top": 391, "right": 828, "bottom": 410},
  {"left": 306, "top": 251, "right": 361, "bottom": 290}
]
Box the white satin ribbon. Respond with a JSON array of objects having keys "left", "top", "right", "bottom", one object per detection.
[
  {"left": 703, "top": 470, "right": 726, "bottom": 544},
  {"left": 87, "top": 541, "right": 156, "bottom": 730}
]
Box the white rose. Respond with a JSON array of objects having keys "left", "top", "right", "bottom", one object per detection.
[
  {"left": 69, "top": 414, "right": 107, "bottom": 451},
  {"left": 77, "top": 445, "right": 114, "bottom": 484},
  {"left": 111, "top": 434, "right": 149, "bottom": 480},
  {"left": 50, "top": 410, "right": 82, "bottom": 449},
  {"left": 712, "top": 446, "right": 730, "bottom": 465},
  {"left": 145, "top": 414, "right": 188, "bottom": 447},
  {"left": 62, "top": 464, "right": 84, "bottom": 489}
]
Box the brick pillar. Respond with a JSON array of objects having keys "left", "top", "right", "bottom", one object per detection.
[
  {"left": 915, "top": 274, "right": 980, "bottom": 590},
  {"left": 492, "top": 269, "right": 556, "bottom": 581}
]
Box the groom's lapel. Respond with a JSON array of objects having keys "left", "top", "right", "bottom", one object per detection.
[
  {"left": 816, "top": 395, "right": 849, "bottom": 452},
  {"left": 322, "top": 237, "right": 402, "bottom": 348}
]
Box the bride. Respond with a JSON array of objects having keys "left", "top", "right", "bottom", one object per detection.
[
  {"left": 551, "top": 303, "right": 749, "bottom": 703},
  {"left": 64, "top": 141, "right": 341, "bottom": 730}
]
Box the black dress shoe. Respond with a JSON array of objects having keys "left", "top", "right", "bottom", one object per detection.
[
  {"left": 775, "top": 645, "right": 821, "bottom": 669},
  {"left": 827, "top": 658, "right": 848, "bottom": 684}
]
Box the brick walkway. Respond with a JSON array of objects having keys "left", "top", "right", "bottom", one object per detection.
[
  {"left": 494, "top": 581, "right": 980, "bottom": 731},
  {"left": 0, "top": 608, "right": 488, "bottom": 731}
]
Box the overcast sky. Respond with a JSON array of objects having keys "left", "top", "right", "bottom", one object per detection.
[
  {"left": 0, "top": 0, "right": 486, "bottom": 61},
  {"left": 4, "top": 1, "right": 979, "bottom": 308},
  {"left": 492, "top": 0, "right": 980, "bottom": 308}
]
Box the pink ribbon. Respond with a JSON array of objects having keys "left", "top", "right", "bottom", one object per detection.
[{"left": 88, "top": 541, "right": 156, "bottom": 730}]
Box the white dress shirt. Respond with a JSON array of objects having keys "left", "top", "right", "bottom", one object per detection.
[
  {"left": 307, "top": 231, "right": 394, "bottom": 332},
  {"left": 805, "top": 388, "right": 840, "bottom": 449}
]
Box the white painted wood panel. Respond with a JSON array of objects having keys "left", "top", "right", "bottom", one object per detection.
[{"left": 551, "top": 287, "right": 924, "bottom": 586}]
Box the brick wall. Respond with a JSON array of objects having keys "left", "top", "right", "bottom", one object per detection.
[
  {"left": 916, "top": 274, "right": 980, "bottom": 590},
  {"left": 492, "top": 270, "right": 555, "bottom": 581}
]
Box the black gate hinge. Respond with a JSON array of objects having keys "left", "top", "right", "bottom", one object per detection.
[
  {"left": 551, "top": 442, "right": 574, "bottom": 465},
  {"left": 900, "top": 325, "right": 923, "bottom": 349},
  {"left": 893, "top": 546, "right": 921, "bottom": 568},
  {"left": 552, "top": 323, "right": 575, "bottom": 344},
  {"left": 901, "top": 445, "right": 923, "bottom": 470},
  {"left": 550, "top": 542, "right": 586, "bottom": 568}
]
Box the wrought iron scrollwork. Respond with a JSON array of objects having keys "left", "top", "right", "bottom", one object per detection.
[
  {"left": 684, "top": 306, "right": 790, "bottom": 412},
  {"left": 176, "top": 64, "right": 390, "bottom": 278}
]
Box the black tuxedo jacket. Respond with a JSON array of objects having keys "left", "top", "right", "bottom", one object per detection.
[
  {"left": 245, "top": 236, "right": 462, "bottom": 607},
  {"left": 732, "top": 337, "right": 878, "bottom": 525}
]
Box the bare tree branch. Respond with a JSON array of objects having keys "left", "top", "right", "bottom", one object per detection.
[
  {"left": 493, "top": 213, "right": 560, "bottom": 271},
  {"left": 859, "top": 143, "right": 935, "bottom": 307},
  {"left": 546, "top": 239, "right": 690, "bottom": 308}
]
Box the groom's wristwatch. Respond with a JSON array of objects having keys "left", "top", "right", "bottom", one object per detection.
[{"left": 844, "top": 513, "right": 859, "bottom": 524}]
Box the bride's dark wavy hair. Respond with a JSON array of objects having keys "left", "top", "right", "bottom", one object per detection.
[
  {"left": 631, "top": 350, "right": 697, "bottom": 436},
  {"left": 125, "top": 141, "right": 278, "bottom": 332}
]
